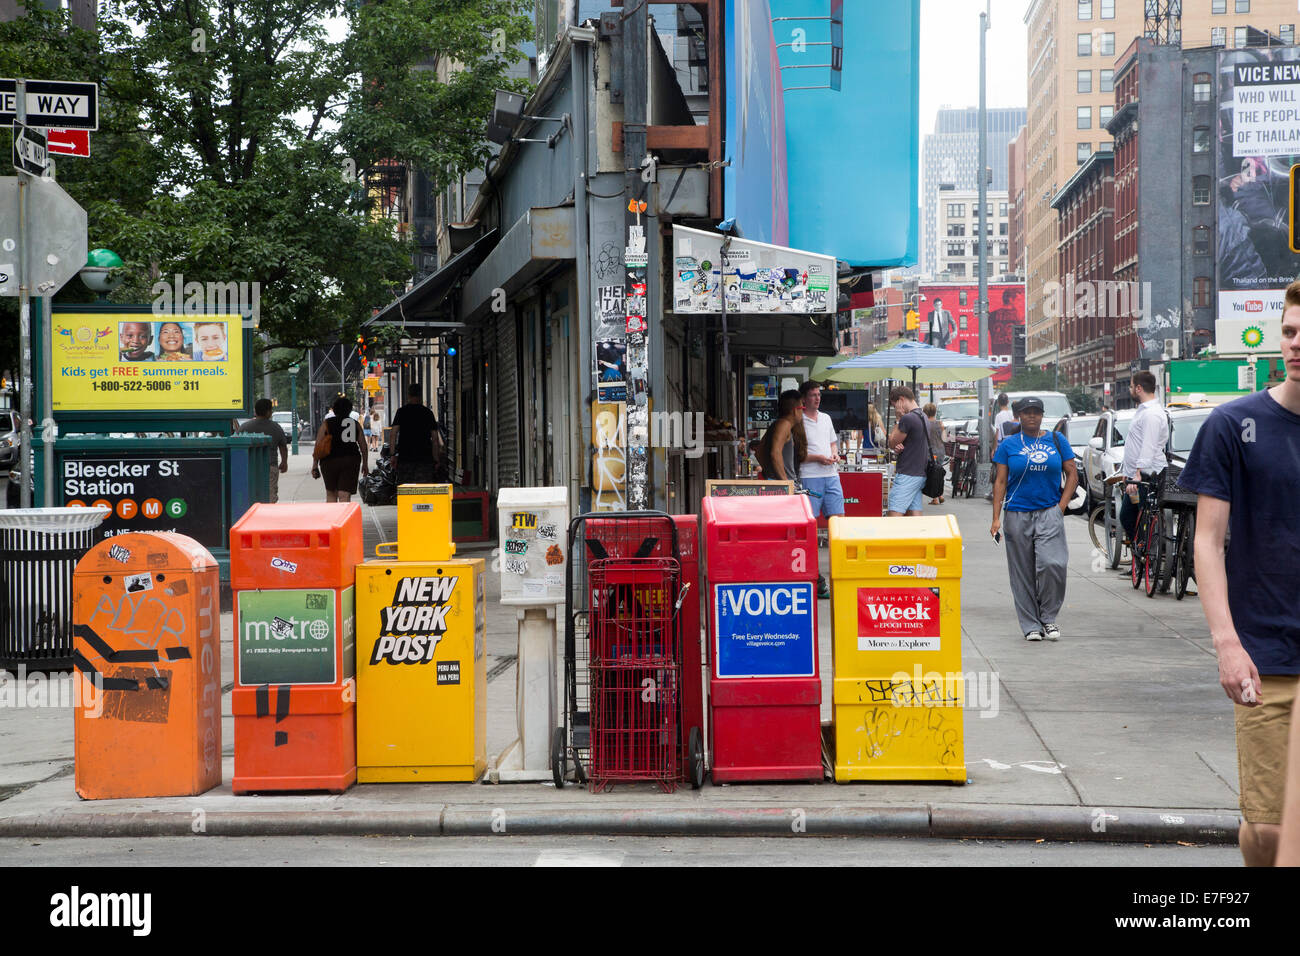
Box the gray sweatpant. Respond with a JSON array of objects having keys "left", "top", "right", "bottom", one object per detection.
[{"left": 1003, "top": 507, "right": 1069, "bottom": 636}]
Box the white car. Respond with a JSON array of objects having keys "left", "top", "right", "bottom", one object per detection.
[
  {"left": 1053, "top": 414, "right": 1098, "bottom": 512},
  {"left": 1167, "top": 406, "right": 1213, "bottom": 460},
  {"left": 1081, "top": 409, "right": 1136, "bottom": 504},
  {"left": 936, "top": 397, "right": 981, "bottom": 442},
  {"left": 998, "top": 390, "right": 1073, "bottom": 434}
]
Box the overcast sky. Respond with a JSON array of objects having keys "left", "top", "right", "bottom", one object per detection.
[{"left": 920, "top": 0, "right": 1029, "bottom": 137}]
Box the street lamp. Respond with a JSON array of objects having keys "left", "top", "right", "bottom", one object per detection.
[
  {"left": 288, "top": 363, "right": 301, "bottom": 455},
  {"left": 79, "top": 248, "right": 124, "bottom": 300}
]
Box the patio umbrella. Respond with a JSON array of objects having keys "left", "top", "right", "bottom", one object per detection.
[
  {"left": 783, "top": 354, "right": 879, "bottom": 386},
  {"left": 829, "top": 340, "right": 999, "bottom": 394}
]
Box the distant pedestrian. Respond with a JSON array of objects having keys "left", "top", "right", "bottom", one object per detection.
[
  {"left": 1178, "top": 278, "right": 1300, "bottom": 866},
  {"left": 800, "top": 380, "right": 844, "bottom": 598},
  {"left": 1118, "top": 370, "right": 1169, "bottom": 547},
  {"left": 922, "top": 403, "right": 945, "bottom": 505},
  {"left": 989, "top": 396, "right": 1078, "bottom": 643},
  {"left": 885, "top": 386, "right": 928, "bottom": 517},
  {"left": 368, "top": 408, "right": 383, "bottom": 453},
  {"left": 390, "top": 383, "right": 444, "bottom": 485},
  {"left": 311, "top": 396, "right": 368, "bottom": 503},
  {"left": 992, "top": 392, "right": 1014, "bottom": 452},
  {"left": 240, "top": 398, "right": 289, "bottom": 503}
]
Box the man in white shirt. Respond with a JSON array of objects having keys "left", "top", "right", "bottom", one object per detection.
[
  {"left": 800, "top": 380, "right": 843, "bottom": 598},
  {"left": 1119, "top": 370, "right": 1169, "bottom": 545},
  {"left": 992, "top": 393, "right": 1014, "bottom": 448}
]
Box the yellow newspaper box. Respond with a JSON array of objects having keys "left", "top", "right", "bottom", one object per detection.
[
  {"left": 396, "top": 484, "right": 455, "bottom": 562},
  {"left": 355, "top": 558, "right": 486, "bottom": 781},
  {"left": 829, "top": 515, "right": 966, "bottom": 783}
]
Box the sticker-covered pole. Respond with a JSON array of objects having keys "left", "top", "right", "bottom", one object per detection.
[
  {"left": 623, "top": 0, "right": 650, "bottom": 510},
  {"left": 16, "top": 79, "right": 33, "bottom": 508}
]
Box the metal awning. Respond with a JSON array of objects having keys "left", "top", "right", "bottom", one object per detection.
[
  {"left": 459, "top": 206, "right": 576, "bottom": 322},
  {"left": 366, "top": 229, "right": 499, "bottom": 331}
]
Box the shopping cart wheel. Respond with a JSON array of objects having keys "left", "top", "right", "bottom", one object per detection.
[
  {"left": 551, "top": 727, "right": 567, "bottom": 788},
  {"left": 688, "top": 727, "right": 705, "bottom": 790}
]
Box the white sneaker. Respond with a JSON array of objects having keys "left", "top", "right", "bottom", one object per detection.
[
  {"left": 1044, "top": 624, "right": 1060, "bottom": 641},
  {"left": 1024, "top": 631, "right": 1044, "bottom": 642}
]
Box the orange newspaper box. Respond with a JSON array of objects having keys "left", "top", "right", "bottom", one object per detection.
[
  {"left": 230, "top": 503, "right": 362, "bottom": 794},
  {"left": 72, "top": 533, "right": 222, "bottom": 800}
]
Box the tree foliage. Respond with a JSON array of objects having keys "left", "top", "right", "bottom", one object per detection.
[{"left": 0, "top": 0, "right": 532, "bottom": 371}]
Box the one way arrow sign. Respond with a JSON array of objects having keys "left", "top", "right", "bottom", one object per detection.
[
  {"left": 13, "top": 123, "right": 47, "bottom": 176},
  {"left": 0, "top": 78, "right": 98, "bottom": 130}
]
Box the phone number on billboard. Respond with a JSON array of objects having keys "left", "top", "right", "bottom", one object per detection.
[{"left": 91, "top": 380, "right": 201, "bottom": 392}]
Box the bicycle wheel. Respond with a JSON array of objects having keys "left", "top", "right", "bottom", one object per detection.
[
  {"left": 1144, "top": 510, "right": 1164, "bottom": 597},
  {"left": 1175, "top": 511, "right": 1195, "bottom": 600},
  {"left": 1130, "top": 512, "right": 1145, "bottom": 589},
  {"left": 1105, "top": 497, "right": 1124, "bottom": 569},
  {"left": 1088, "top": 504, "right": 1107, "bottom": 552},
  {"left": 1158, "top": 508, "right": 1176, "bottom": 594}
]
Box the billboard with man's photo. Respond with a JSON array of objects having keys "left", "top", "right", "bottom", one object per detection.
[
  {"left": 919, "top": 282, "right": 1024, "bottom": 384},
  {"left": 1216, "top": 46, "right": 1300, "bottom": 322}
]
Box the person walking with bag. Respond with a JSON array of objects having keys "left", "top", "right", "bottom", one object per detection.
[
  {"left": 311, "top": 396, "right": 368, "bottom": 503},
  {"left": 885, "top": 386, "right": 930, "bottom": 516},
  {"left": 923, "top": 403, "right": 946, "bottom": 505},
  {"left": 989, "top": 396, "right": 1079, "bottom": 642}
]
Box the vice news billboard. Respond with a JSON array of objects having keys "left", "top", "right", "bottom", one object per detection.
[{"left": 1216, "top": 47, "right": 1300, "bottom": 322}]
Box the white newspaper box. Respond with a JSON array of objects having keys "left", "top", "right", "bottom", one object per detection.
[
  {"left": 493, "top": 487, "right": 568, "bottom": 781},
  {"left": 498, "top": 487, "right": 568, "bottom": 606}
]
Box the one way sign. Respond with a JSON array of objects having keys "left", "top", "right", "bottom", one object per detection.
[
  {"left": 13, "top": 123, "right": 47, "bottom": 176},
  {"left": 0, "top": 79, "right": 98, "bottom": 130}
]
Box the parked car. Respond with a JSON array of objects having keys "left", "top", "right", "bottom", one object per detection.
[
  {"left": 1168, "top": 406, "right": 1213, "bottom": 460},
  {"left": 0, "top": 410, "right": 19, "bottom": 470},
  {"left": 1053, "top": 414, "right": 1098, "bottom": 512},
  {"left": 998, "top": 390, "right": 1073, "bottom": 434},
  {"left": 1081, "top": 409, "right": 1136, "bottom": 505},
  {"left": 936, "top": 396, "right": 981, "bottom": 442},
  {"left": 271, "top": 410, "right": 309, "bottom": 438}
]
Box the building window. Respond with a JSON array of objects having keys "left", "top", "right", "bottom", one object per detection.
[
  {"left": 999, "top": 202, "right": 1008, "bottom": 217},
  {"left": 951, "top": 263, "right": 966, "bottom": 277},
  {"left": 1101, "top": 0, "right": 1114, "bottom": 18},
  {"left": 1100, "top": 105, "right": 1114, "bottom": 126},
  {"left": 1211, "top": 27, "right": 1227, "bottom": 46},
  {"left": 1193, "top": 126, "right": 1210, "bottom": 152},
  {"left": 1078, "top": 0, "right": 1091, "bottom": 19},
  {"left": 1236, "top": 0, "right": 1250, "bottom": 12},
  {"left": 947, "top": 242, "right": 965, "bottom": 257},
  {"left": 959, "top": 341, "right": 969, "bottom": 354},
  {"left": 1100, "top": 69, "right": 1114, "bottom": 92},
  {"left": 947, "top": 223, "right": 966, "bottom": 237},
  {"left": 959, "top": 290, "right": 968, "bottom": 306},
  {"left": 1282, "top": 24, "right": 1295, "bottom": 44},
  {"left": 959, "top": 315, "right": 968, "bottom": 330},
  {"left": 1193, "top": 176, "right": 1211, "bottom": 204},
  {"left": 1235, "top": 26, "right": 1248, "bottom": 47},
  {"left": 1077, "top": 106, "right": 1092, "bottom": 129},
  {"left": 1212, "top": 0, "right": 1226, "bottom": 12},
  {"left": 1193, "top": 72, "right": 1212, "bottom": 102},
  {"left": 1194, "top": 277, "right": 1212, "bottom": 308},
  {"left": 1077, "top": 70, "right": 1092, "bottom": 93},
  {"left": 1077, "top": 142, "right": 1091, "bottom": 164},
  {"left": 1078, "top": 33, "right": 1092, "bottom": 56},
  {"left": 1194, "top": 225, "right": 1210, "bottom": 255},
  {"left": 1000, "top": 221, "right": 1009, "bottom": 235},
  {"left": 1099, "top": 32, "right": 1114, "bottom": 56},
  {"left": 947, "top": 203, "right": 965, "bottom": 218}
]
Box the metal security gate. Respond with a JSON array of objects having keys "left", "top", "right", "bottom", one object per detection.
[
  {"left": 0, "top": 513, "right": 105, "bottom": 670},
  {"left": 496, "top": 312, "right": 521, "bottom": 488}
]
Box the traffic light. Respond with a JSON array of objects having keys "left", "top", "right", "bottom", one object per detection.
[{"left": 905, "top": 309, "right": 919, "bottom": 331}]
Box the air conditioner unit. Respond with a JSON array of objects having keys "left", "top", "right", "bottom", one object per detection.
[{"left": 1163, "top": 337, "right": 1180, "bottom": 359}]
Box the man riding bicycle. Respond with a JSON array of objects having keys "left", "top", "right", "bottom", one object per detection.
[{"left": 1119, "top": 370, "right": 1169, "bottom": 550}]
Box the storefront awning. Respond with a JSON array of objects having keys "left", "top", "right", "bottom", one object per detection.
[
  {"left": 366, "top": 229, "right": 499, "bottom": 331},
  {"left": 459, "top": 206, "right": 576, "bottom": 323}
]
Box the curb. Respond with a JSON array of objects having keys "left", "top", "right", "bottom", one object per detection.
[{"left": 0, "top": 805, "right": 1240, "bottom": 843}]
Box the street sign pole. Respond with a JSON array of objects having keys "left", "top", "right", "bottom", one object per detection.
[
  {"left": 289, "top": 365, "right": 300, "bottom": 455},
  {"left": 16, "top": 79, "right": 32, "bottom": 508}
]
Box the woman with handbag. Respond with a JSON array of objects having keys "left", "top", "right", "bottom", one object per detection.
[
  {"left": 311, "top": 396, "right": 368, "bottom": 503},
  {"left": 989, "top": 396, "right": 1079, "bottom": 643}
]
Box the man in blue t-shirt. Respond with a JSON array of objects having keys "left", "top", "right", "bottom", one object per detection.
[
  {"left": 989, "top": 397, "right": 1078, "bottom": 642},
  {"left": 1179, "top": 281, "right": 1300, "bottom": 866}
]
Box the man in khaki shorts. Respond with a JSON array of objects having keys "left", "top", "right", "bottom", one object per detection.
[{"left": 1179, "top": 278, "right": 1300, "bottom": 866}]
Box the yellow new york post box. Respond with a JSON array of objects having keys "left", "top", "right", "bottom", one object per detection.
[
  {"left": 354, "top": 558, "right": 486, "bottom": 781},
  {"left": 829, "top": 515, "right": 966, "bottom": 783}
]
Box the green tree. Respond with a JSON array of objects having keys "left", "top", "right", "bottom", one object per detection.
[
  {"left": 0, "top": 0, "right": 532, "bottom": 371},
  {"left": 1002, "top": 366, "right": 1057, "bottom": 393}
]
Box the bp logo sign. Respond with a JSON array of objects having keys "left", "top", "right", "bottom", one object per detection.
[
  {"left": 1242, "top": 325, "right": 1265, "bottom": 349},
  {"left": 237, "top": 588, "right": 340, "bottom": 686}
]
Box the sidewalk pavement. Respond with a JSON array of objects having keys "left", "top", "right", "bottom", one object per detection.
[{"left": 0, "top": 451, "right": 1242, "bottom": 842}]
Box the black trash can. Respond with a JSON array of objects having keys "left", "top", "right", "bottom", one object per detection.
[{"left": 0, "top": 507, "right": 110, "bottom": 672}]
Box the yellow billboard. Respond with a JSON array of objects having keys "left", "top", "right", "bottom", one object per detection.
[{"left": 52, "top": 312, "right": 245, "bottom": 412}]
